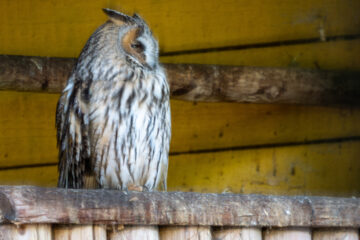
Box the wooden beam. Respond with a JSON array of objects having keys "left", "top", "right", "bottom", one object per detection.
[
  {"left": 0, "top": 55, "right": 359, "bottom": 105},
  {"left": 0, "top": 186, "right": 359, "bottom": 227},
  {"left": 0, "top": 55, "right": 74, "bottom": 93}
]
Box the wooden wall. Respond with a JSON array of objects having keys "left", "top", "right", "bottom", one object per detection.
[{"left": 0, "top": 0, "right": 359, "bottom": 196}]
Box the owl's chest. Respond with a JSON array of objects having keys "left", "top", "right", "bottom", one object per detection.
[
  {"left": 88, "top": 78, "right": 162, "bottom": 140},
  {"left": 86, "top": 73, "right": 169, "bottom": 189}
]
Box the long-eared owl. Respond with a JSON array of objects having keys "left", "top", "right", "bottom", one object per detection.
[{"left": 56, "top": 9, "right": 171, "bottom": 191}]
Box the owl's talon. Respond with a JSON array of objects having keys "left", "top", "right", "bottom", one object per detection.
[{"left": 127, "top": 184, "right": 144, "bottom": 192}]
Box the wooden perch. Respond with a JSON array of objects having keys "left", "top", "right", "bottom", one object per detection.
[
  {"left": 0, "top": 55, "right": 359, "bottom": 105},
  {"left": 0, "top": 186, "right": 359, "bottom": 227}
]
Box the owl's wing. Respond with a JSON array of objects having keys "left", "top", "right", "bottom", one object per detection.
[
  {"left": 56, "top": 76, "right": 91, "bottom": 188},
  {"left": 158, "top": 98, "right": 172, "bottom": 191}
]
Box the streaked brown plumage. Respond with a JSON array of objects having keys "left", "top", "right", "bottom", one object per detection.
[{"left": 56, "top": 9, "right": 171, "bottom": 191}]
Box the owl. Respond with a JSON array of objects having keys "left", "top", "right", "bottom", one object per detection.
[{"left": 56, "top": 8, "right": 171, "bottom": 191}]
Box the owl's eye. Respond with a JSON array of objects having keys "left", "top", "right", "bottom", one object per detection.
[{"left": 131, "top": 42, "right": 145, "bottom": 52}]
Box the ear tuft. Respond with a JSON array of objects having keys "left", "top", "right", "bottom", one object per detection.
[
  {"left": 132, "top": 13, "right": 141, "bottom": 19},
  {"left": 132, "top": 13, "right": 146, "bottom": 24},
  {"left": 102, "top": 8, "right": 133, "bottom": 25}
]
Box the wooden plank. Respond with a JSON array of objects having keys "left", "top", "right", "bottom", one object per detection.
[
  {"left": 161, "top": 39, "right": 360, "bottom": 71},
  {"left": 169, "top": 100, "right": 360, "bottom": 153},
  {"left": 52, "top": 180, "right": 106, "bottom": 240},
  {"left": 93, "top": 225, "right": 107, "bottom": 240},
  {"left": 212, "top": 227, "right": 262, "bottom": 240},
  {"left": 32, "top": 224, "right": 52, "bottom": 240},
  {"left": 109, "top": 226, "right": 159, "bottom": 240},
  {"left": 167, "top": 141, "right": 360, "bottom": 196},
  {"left": 0, "top": 224, "right": 51, "bottom": 240},
  {"left": 1, "top": 140, "right": 360, "bottom": 196},
  {"left": 263, "top": 228, "right": 311, "bottom": 240},
  {"left": 313, "top": 229, "right": 359, "bottom": 240},
  {"left": 0, "top": 166, "right": 58, "bottom": 187},
  {"left": 159, "top": 226, "right": 211, "bottom": 240},
  {"left": 0, "top": 91, "right": 58, "bottom": 168},
  {"left": 1, "top": 55, "right": 359, "bottom": 105},
  {"left": 0, "top": 186, "right": 360, "bottom": 227},
  {"left": 2, "top": 91, "right": 360, "bottom": 168},
  {"left": 53, "top": 225, "right": 93, "bottom": 240},
  {"left": 0, "top": 0, "right": 359, "bottom": 57}
]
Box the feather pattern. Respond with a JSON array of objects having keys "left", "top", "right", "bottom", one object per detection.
[{"left": 56, "top": 10, "right": 170, "bottom": 191}]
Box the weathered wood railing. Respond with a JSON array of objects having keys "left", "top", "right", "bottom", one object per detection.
[
  {"left": 0, "top": 186, "right": 359, "bottom": 239},
  {"left": 0, "top": 55, "right": 360, "bottom": 105},
  {"left": 1, "top": 57, "right": 359, "bottom": 239}
]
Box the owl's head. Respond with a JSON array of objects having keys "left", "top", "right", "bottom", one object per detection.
[{"left": 103, "top": 8, "right": 159, "bottom": 70}]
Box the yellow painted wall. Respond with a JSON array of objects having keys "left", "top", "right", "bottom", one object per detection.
[
  {"left": 1, "top": 0, "right": 359, "bottom": 57},
  {"left": 162, "top": 39, "right": 360, "bottom": 70},
  {"left": 1, "top": 141, "right": 359, "bottom": 197},
  {"left": 1, "top": 91, "right": 360, "bottom": 168},
  {"left": 0, "top": 0, "right": 359, "bottom": 196}
]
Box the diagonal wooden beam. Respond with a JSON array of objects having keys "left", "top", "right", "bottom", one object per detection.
[
  {"left": 0, "top": 186, "right": 359, "bottom": 227},
  {"left": 0, "top": 55, "right": 359, "bottom": 105}
]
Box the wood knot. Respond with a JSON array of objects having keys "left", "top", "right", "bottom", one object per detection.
[{"left": 266, "top": 86, "right": 281, "bottom": 99}]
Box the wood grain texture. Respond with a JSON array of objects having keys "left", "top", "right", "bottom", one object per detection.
[
  {"left": 263, "top": 228, "right": 311, "bottom": 240},
  {"left": 159, "top": 226, "right": 211, "bottom": 240},
  {"left": 53, "top": 224, "right": 107, "bottom": 240},
  {"left": 109, "top": 226, "right": 159, "bottom": 240},
  {"left": 0, "top": 224, "right": 51, "bottom": 240},
  {"left": 212, "top": 227, "right": 262, "bottom": 240},
  {"left": 0, "top": 0, "right": 359, "bottom": 57},
  {"left": 93, "top": 225, "right": 107, "bottom": 240},
  {"left": 313, "top": 229, "right": 359, "bottom": 240},
  {"left": 2, "top": 91, "right": 360, "bottom": 168},
  {"left": 166, "top": 63, "right": 360, "bottom": 104},
  {"left": 0, "top": 55, "right": 74, "bottom": 93},
  {"left": 168, "top": 141, "right": 360, "bottom": 196},
  {"left": 53, "top": 225, "right": 94, "bottom": 240},
  {"left": 1, "top": 55, "right": 359, "bottom": 105},
  {"left": 0, "top": 186, "right": 359, "bottom": 227}
]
